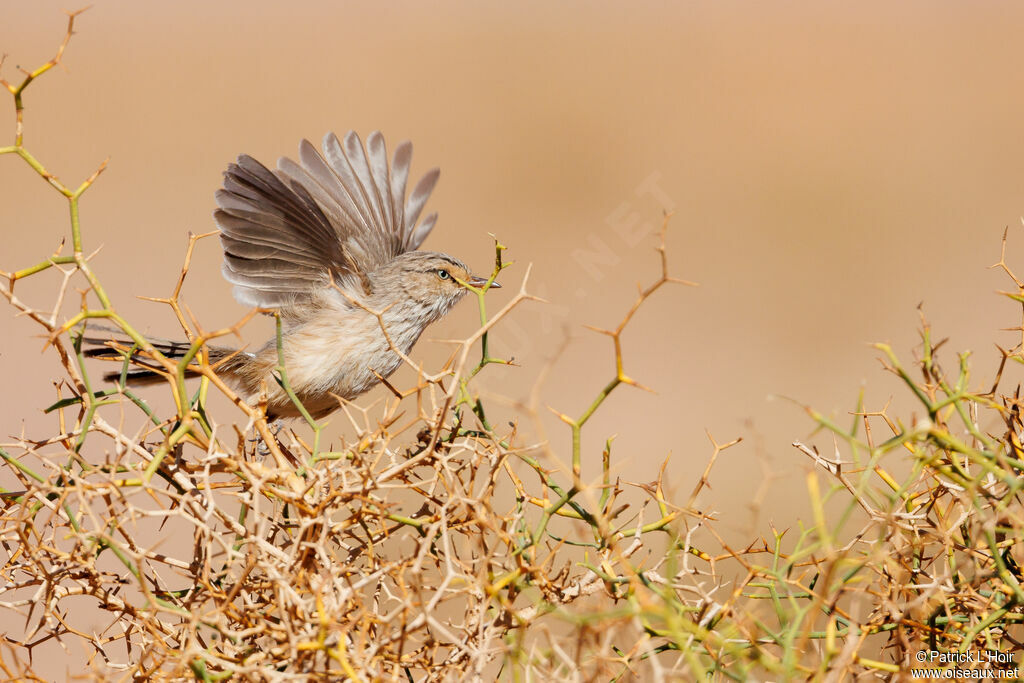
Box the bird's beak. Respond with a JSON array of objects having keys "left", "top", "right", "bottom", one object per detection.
[{"left": 468, "top": 274, "right": 501, "bottom": 289}]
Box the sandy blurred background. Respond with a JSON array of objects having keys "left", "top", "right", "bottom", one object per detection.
[{"left": 3, "top": 0, "right": 1024, "bottom": 578}]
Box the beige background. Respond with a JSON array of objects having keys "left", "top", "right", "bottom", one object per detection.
[{"left": 3, "top": 1, "right": 1024, "bottom": 582}]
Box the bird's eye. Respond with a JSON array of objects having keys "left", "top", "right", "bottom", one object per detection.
[{"left": 436, "top": 269, "right": 450, "bottom": 280}]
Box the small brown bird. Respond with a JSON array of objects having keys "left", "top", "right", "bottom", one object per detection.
[{"left": 89, "top": 131, "right": 498, "bottom": 418}]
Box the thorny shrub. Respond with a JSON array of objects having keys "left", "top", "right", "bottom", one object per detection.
[{"left": 3, "top": 12, "right": 1024, "bottom": 682}]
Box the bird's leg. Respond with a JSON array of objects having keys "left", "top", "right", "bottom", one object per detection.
[{"left": 251, "top": 419, "right": 284, "bottom": 456}]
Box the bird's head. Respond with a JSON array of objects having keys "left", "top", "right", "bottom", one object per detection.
[{"left": 370, "top": 251, "right": 500, "bottom": 323}]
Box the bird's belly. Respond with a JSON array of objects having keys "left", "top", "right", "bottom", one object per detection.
[{"left": 273, "top": 313, "right": 420, "bottom": 405}]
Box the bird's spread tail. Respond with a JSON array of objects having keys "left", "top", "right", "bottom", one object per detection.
[{"left": 82, "top": 327, "right": 243, "bottom": 386}]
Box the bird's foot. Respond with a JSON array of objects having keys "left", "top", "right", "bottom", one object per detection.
[{"left": 251, "top": 420, "right": 284, "bottom": 456}]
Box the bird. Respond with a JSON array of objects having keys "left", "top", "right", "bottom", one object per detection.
[{"left": 86, "top": 131, "right": 499, "bottom": 419}]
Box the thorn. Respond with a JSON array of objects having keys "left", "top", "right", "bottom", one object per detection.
[
  {"left": 546, "top": 406, "right": 576, "bottom": 425},
  {"left": 583, "top": 324, "right": 614, "bottom": 337},
  {"left": 621, "top": 375, "right": 656, "bottom": 394}
]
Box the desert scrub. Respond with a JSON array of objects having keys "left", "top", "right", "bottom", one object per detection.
[{"left": 2, "top": 10, "right": 1024, "bottom": 683}]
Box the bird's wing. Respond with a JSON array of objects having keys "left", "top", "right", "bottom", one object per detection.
[{"left": 214, "top": 131, "right": 440, "bottom": 307}]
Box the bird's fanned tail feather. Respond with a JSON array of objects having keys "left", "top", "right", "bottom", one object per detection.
[{"left": 82, "top": 333, "right": 245, "bottom": 387}]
